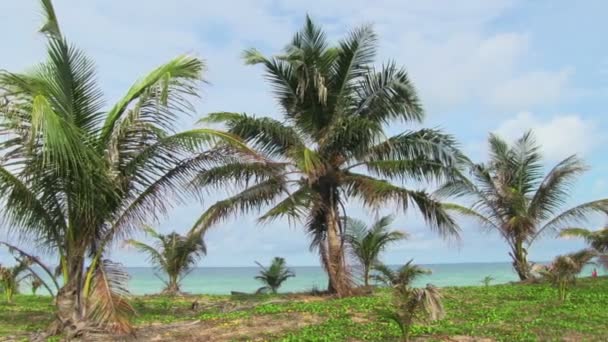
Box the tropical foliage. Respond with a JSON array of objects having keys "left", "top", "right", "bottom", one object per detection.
[
  {"left": 371, "top": 260, "right": 430, "bottom": 287},
  {"left": 126, "top": 226, "right": 207, "bottom": 295},
  {"left": 191, "top": 16, "right": 462, "bottom": 297},
  {"left": 0, "top": 260, "right": 30, "bottom": 303},
  {"left": 561, "top": 227, "right": 608, "bottom": 253},
  {"left": 31, "top": 278, "right": 43, "bottom": 296},
  {"left": 0, "top": 0, "right": 238, "bottom": 335},
  {"left": 533, "top": 249, "right": 597, "bottom": 301},
  {"left": 255, "top": 257, "right": 295, "bottom": 294},
  {"left": 345, "top": 215, "right": 407, "bottom": 286},
  {"left": 481, "top": 275, "right": 495, "bottom": 287},
  {"left": 439, "top": 132, "right": 608, "bottom": 280},
  {"left": 377, "top": 261, "right": 444, "bottom": 341}
]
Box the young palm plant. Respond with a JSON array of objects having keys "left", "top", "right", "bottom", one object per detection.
[
  {"left": 371, "top": 260, "right": 430, "bottom": 287},
  {"left": 192, "top": 17, "right": 462, "bottom": 297},
  {"left": 31, "top": 278, "right": 43, "bottom": 296},
  {"left": 439, "top": 132, "right": 608, "bottom": 280},
  {"left": 345, "top": 215, "right": 407, "bottom": 286},
  {"left": 376, "top": 261, "right": 444, "bottom": 341},
  {"left": 126, "top": 226, "right": 206, "bottom": 295},
  {"left": 0, "top": 0, "right": 239, "bottom": 335},
  {"left": 0, "top": 259, "right": 31, "bottom": 303},
  {"left": 254, "top": 257, "right": 295, "bottom": 294},
  {"left": 533, "top": 249, "right": 597, "bottom": 301}
]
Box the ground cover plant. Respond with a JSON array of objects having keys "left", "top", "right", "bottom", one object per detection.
[{"left": 1, "top": 277, "right": 607, "bottom": 341}]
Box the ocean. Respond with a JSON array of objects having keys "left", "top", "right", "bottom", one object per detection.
[{"left": 124, "top": 262, "right": 603, "bottom": 295}]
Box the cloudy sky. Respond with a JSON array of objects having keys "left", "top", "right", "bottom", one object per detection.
[{"left": 1, "top": 0, "right": 607, "bottom": 267}]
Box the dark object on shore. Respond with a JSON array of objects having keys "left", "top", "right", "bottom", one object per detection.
[{"left": 190, "top": 300, "right": 199, "bottom": 311}]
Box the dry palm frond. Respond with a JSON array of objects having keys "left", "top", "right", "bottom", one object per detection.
[{"left": 87, "top": 260, "right": 136, "bottom": 335}]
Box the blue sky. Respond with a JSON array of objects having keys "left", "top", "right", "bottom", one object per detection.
[{"left": 1, "top": 0, "right": 607, "bottom": 267}]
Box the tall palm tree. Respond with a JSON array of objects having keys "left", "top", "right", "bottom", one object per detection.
[
  {"left": 254, "top": 257, "right": 295, "bottom": 294},
  {"left": 0, "top": 0, "right": 239, "bottom": 335},
  {"left": 191, "top": 17, "right": 462, "bottom": 297},
  {"left": 439, "top": 132, "right": 608, "bottom": 280},
  {"left": 345, "top": 215, "right": 407, "bottom": 286},
  {"left": 126, "top": 227, "right": 206, "bottom": 295}
]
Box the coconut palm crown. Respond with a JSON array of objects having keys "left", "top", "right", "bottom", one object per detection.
[
  {"left": 126, "top": 226, "right": 207, "bottom": 295},
  {"left": 255, "top": 257, "right": 295, "bottom": 294},
  {"left": 191, "top": 16, "right": 463, "bottom": 297},
  {"left": 345, "top": 215, "right": 407, "bottom": 286},
  {"left": 439, "top": 132, "right": 608, "bottom": 280}
]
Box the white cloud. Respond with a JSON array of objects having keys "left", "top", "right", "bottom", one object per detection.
[
  {"left": 489, "top": 69, "right": 572, "bottom": 109},
  {"left": 494, "top": 112, "right": 600, "bottom": 161}
]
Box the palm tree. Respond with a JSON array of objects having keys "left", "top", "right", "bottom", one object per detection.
[
  {"left": 0, "top": 241, "right": 59, "bottom": 297},
  {"left": 439, "top": 132, "right": 608, "bottom": 280},
  {"left": 254, "top": 257, "right": 295, "bottom": 294},
  {"left": 0, "top": 260, "right": 31, "bottom": 303},
  {"left": 533, "top": 249, "right": 596, "bottom": 301},
  {"left": 126, "top": 227, "right": 206, "bottom": 295},
  {"left": 371, "top": 259, "right": 430, "bottom": 287},
  {"left": 32, "top": 278, "right": 43, "bottom": 296},
  {"left": 191, "top": 16, "right": 462, "bottom": 297},
  {"left": 376, "top": 261, "right": 443, "bottom": 341},
  {"left": 0, "top": 0, "right": 239, "bottom": 335},
  {"left": 345, "top": 215, "right": 407, "bottom": 286}
]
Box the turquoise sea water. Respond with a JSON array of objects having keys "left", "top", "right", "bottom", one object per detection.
[{"left": 124, "top": 263, "right": 604, "bottom": 295}]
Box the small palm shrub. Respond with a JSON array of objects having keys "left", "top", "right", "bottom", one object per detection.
[
  {"left": 0, "top": 259, "right": 31, "bottom": 303},
  {"left": 255, "top": 257, "right": 295, "bottom": 294},
  {"left": 481, "top": 275, "right": 495, "bottom": 287},
  {"left": 31, "top": 278, "right": 43, "bottom": 296},
  {"left": 533, "top": 249, "right": 596, "bottom": 301},
  {"left": 376, "top": 261, "right": 444, "bottom": 341}
]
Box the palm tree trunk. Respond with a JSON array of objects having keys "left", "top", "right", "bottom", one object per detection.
[
  {"left": 510, "top": 240, "right": 530, "bottom": 281},
  {"left": 325, "top": 202, "right": 351, "bottom": 297},
  {"left": 363, "top": 266, "right": 370, "bottom": 287},
  {"left": 51, "top": 251, "right": 86, "bottom": 336},
  {"left": 163, "top": 275, "right": 181, "bottom": 295}
]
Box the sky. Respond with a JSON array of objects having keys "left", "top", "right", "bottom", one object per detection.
[{"left": 1, "top": 0, "right": 607, "bottom": 267}]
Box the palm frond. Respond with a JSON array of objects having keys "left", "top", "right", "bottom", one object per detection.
[
  {"left": 354, "top": 61, "right": 423, "bottom": 124},
  {"left": 191, "top": 177, "right": 286, "bottom": 233},
  {"left": 533, "top": 200, "right": 608, "bottom": 243},
  {"left": 87, "top": 260, "right": 135, "bottom": 335},
  {"left": 100, "top": 55, "right": 205, "bottom": 147},
  {"left": 345, "top": 173, "right": 460, "bottom": 238}
]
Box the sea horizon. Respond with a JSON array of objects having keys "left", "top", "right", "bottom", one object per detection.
[{"left": 121, "top": 261, "right": 602, "bottom": 295}]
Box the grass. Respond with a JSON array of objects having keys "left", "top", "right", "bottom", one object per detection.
[{"left": 1, "top": 277, "right": 607, "bottom": 341}]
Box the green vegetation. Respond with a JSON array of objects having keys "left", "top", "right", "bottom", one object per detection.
[
  {"left": 0, "top": 0, "right": 238, "bottom": 336},
  {"left": 377, "top": 261, "right": 444, "bottom": 341},
  {"left": 534, "top": 249, "right": 597, "bottom": 301},
  {"left": 440, "top": 132, "right": 608, "bottom": 280},
  {"left": 0, "top": 260, "right": 30, "bottom": 303},
  {"left": 191, "top": 16, "right": 463, "bottom": 297},
  {"left": 2, "top": 277, "right": 607, "bottom": 341},
  {"left": 1, "top": 1, "right": 607, "bottom": 340},
  {"left": 255, "top": 257, "right": 296, "bottom": 294},
  {"left": 371, "top": 260, "right": 430, "bottom": 288},
  {"left": 346, "top": 215, "right": 407, "bottom": 286},
  {"left": 126, "top": 226, "right": 207, "bottom": 295},
  {"left": 481, "top": 275, "right": 495, "bottom": 288}
]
